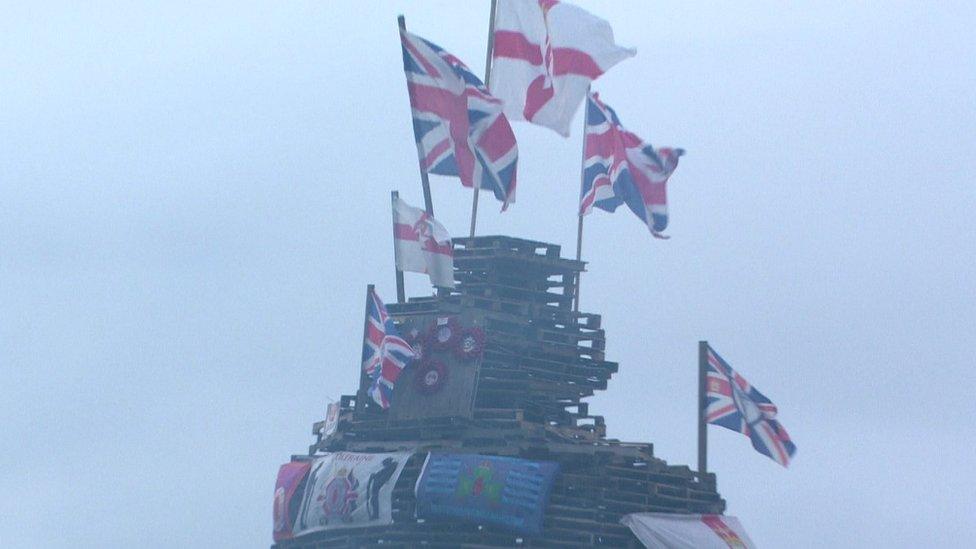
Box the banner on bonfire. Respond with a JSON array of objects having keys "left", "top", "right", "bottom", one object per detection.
[
  {"left": 620, "top": 513, "right": 756, "bottom": 549},
  {"left": 414, "top": 453, "right": 559, "bottom": 535},
  {"left": 288, "top": 451, "right": 412, "bottom": 537},
  {"left": 272, "top": 461, "right": 312, "bottom": 542},
  {"left": 322, "top": 402, "right": 340, "bottom": 438}
]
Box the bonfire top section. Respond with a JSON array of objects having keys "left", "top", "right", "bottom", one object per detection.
[
  {"left": 453, "top": 235, "right": 584, "bottom": 271},
  {"left": 352, "top": 235, "right": 614, "bottom": 434},
  {"left": 449, "top": 235, "right": 585, "bottom": 313}
]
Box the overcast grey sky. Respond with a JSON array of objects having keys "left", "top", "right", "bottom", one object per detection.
[{"left": 2, "top": 1, "right": 975, "bottom": 547}]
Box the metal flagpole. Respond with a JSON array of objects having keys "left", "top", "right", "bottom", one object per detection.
[
  {"left": 468, "top": 0, "right": 499, "bottom": 237},
  {"left": 573, "top": 86, "right": 591, "bottom": 312},
  {"left": 698, "top": 340, "right": 709, "bottom": 476},
  {"left": 391, "top": 191, "right": 406, "bottom": 303},
  {"left": 398, "top": 15, "right": 435, "bottom": 217}
]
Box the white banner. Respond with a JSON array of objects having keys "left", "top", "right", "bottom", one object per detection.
[
  {"left": 621, "top": 513, "right": 756, "bottom": 549},
  {"left": 293, "top": 451, "right": 411, "bottom": 536},
  {"left": 322, "top": 402, "right": 340, "bottom": 438}
]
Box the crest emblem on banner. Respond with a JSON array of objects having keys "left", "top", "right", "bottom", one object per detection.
[
  {"left": 457, "top": 461, "right": 503, "bottom": 501},
  {"left": 319, "top": 468, "right": 359, "bottom": 522}
]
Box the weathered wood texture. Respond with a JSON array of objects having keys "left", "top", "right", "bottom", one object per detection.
[{"left": 275, "top": 236, "right": 724, "bottom": 548}]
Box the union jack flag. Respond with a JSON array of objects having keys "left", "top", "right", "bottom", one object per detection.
[
  {"left": 704, "top": 345, "right": 797, "bottom": 467},
  {"left": 362, "top": 288, "right": 416, "bottom": 409},
  {"left": 400, "top": 29, "right": 518, "bottom": 210},
  {"left": 581, "top": 92, "right": 683, "bottom": 239}
]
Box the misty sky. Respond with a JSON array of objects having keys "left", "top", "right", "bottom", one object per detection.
[{"left": 2, "top": 1, "right": 974, "bottom": 547}]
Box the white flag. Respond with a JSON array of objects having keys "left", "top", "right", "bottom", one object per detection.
[
  {"left": 490, "top": 0, "right": 636, "bottom": 136},
  {"left": 392, "top": 196, "right": 455, "bottom": 288},
  {"left": 621, "top": 513, "right": 756, "bottom": 549}
]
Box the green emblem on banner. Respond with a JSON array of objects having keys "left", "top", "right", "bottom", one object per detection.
[{"left": 456, "top": 461, "right": 503, "bottom": 502}]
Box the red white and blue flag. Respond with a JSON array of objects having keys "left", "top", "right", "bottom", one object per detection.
[
  {"left": 400, "top": 29, "right": 518, "bottom": 210},
  {"left": 704, "top": 345, "right": 797, "bottom": 467},
  {"left": 362, "top": 288, "right": 416, "bottom": 409},
  {"left": 581, "top": 92, "right": 683, "bottom": 239},
  {"left": 491, "top": 0, "right": 635, "bottom": 136}
]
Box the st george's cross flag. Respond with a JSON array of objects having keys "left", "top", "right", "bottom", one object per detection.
[
  {"left": 400, "top": 29, "right": 518, "bottom": 210},
  {"left": 362, "top": 288, "right": 417, "bottom": 409},
  {"left": 581, "top": 92, "right": 683, "bottom": 239},
  {"left": 392, "top": 195, "right": 455, "bottom": 288},
  {"left": 490, "top": 0, "right": 635, "bottom": 136},
  {"left": 704, "top": 345, "right": 797, "bottom": 467}
]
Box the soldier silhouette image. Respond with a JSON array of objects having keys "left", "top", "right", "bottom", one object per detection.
[{"left": 365, "top": 457, "right": 399, "bottom": 520}]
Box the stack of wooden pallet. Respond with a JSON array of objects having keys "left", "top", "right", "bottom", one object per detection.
[{"left": 276, "top": 236, "right": 723, "bottom": 548}]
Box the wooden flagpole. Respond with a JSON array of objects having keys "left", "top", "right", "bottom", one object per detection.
[
  {"left": 698, "top": 340, "right": 709, "bottom": 475},
  {"left": 391, "top": 191, "right": 406, "bottom": 303},
  {"left": 398, "top": 15, "right": 435, "bottom": 217},
  {"left": 573, "top": 217, "right": 583, "bottom": 312},
  {"left": 355, "top": 284, "right": 376, "bottom": 414},
  {"left": 468, "top": 0, "right": 499, "bottom": 237},
  {"left": 573, "top": 86, "right": 591, "bottom": 312}
]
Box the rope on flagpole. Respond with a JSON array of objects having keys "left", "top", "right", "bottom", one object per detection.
[{"left": 469, "top": 0, "right": 499, "bottom": 237}]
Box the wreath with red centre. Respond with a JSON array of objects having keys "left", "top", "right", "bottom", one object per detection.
[
  {"left": 428, "top": 317, "right": 460, "bottom": 351},
  {"left": 454, "top": 327, "right": 485, "bottom": 361},
  {"left": 404, "top": 328, "right": 428, "bottom": 360},
  {"left": 413, "top": 359, "right": 448, "bottom": 394}
]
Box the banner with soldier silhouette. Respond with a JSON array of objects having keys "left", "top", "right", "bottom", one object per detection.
[{"left": 290, "top": 451, "right": 412, "bottom": 536}]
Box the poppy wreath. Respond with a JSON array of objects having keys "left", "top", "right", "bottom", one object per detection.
[
  {"left": 428, "top": 317, "right": 460, "bottom": 351},
  {"left": 413, "top": 359, "right": 448, "bottom": 394},
  {"left": 454, "top": 327, "right": 485, "bottom": 361},
  {"left": 404, "top": 328, "right": 428, "bottom": 360}
]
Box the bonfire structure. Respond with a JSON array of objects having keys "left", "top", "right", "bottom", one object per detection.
[{"left": 272, "top": 235, "right": 725, "bottom": 548}]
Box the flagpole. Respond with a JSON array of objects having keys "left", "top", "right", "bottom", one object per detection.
[
  {"left": 573, "top": 86, "right": 590, "bottom": 312},
  {"left": 698, "top": 340, "right": 708, "bottom": 476},
  {"left": 398, "top": 15, "right": 435, "bottom": 217},
  {"left": 468, "top": 0, "right": 499, "bottom": 237},
  {"left": 391, "top": 191, "right": 406, "bottom": 303},
  {"left": 355, "top": 284, "right": 376, "bottom": 414}
]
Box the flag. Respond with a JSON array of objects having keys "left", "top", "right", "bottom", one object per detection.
[
  {"left": 581, "top": 92, "right": 683, "bottom": 239},
  {"left": 491, "top": 0, "right": 635, "bottom": 136},
  {"left": 704, "top": 345, "right": 797, "bottom": 467},
  {"left": 362, "top": 288, "right": 416, "bottom": 409},
  {"left": 621, "top": 513, "right": 756, "bottom": 549},
  {"left": 400, "top": 29, "right": 518, "bottom": 210},
  {"left": 392, "top": 196, "right": 455, "bottom": 288}
]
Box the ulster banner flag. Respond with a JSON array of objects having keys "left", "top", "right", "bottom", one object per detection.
[
  {"left": 392, "top": 196, "right": 455, "bottom": 289},
  {"left": 621, "top": 513, "right": 756, "bottom": 549},
  {"left": 490, "top": 0, "right": 635, "bottom": 136}
]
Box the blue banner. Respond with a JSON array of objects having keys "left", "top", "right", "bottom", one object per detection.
[{"left": 414, "top": 453, "right": 559, "bottom": 535}]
